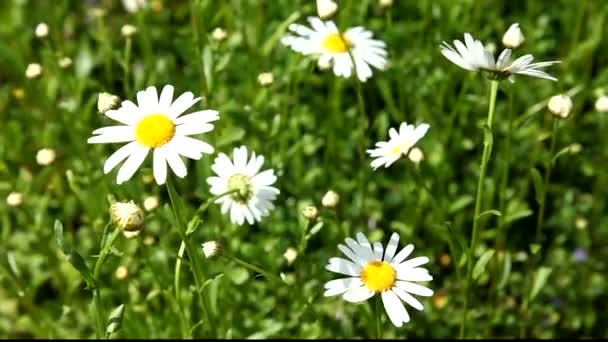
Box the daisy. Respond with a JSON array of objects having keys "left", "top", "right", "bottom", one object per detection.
[
  {"left": 324, "top": 232, "right": 433, "bottom": 327},
  {"left": 88, "top": 85, "right": 219, "bottom": 185},
  {"left": 440, "top": 32, "right": 560, "bottom": 82},
  {"left": 367, "top": 122, "right": 430, "bottom": 170},
  {"left": 207, "top": 146, "right": 280, "bottom": 225},
  {"left": 281, "top": 16, "right": 387, "bottom": 82}
]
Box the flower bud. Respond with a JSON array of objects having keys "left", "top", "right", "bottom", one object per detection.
[
  {"left": 257, "top": 72, "right": 274, "bottom": 86},
  {"left": 6, "top": 192, "right": 23, "bottom": 207},
  {"left": 548, "top": 94, "right": 573, "bottom": 119},
  {"left": 283, "top": 247, "right": 298, "bottom": 265},
  {"left": 407, "top": 147, "right": 424, "bottom": 165},
  {"left": 432, "top": 291, "right": 448, "bottom": 310},
  {"left": 35, "top": 22, "right": 49, "bottom": 38},
  {"left": 379, "top": 0, "right": 393, "bottom": 7},
  {"left": 595, "top": 95, "right": 608, "bottom": 112},
  {"left": 201, "top": 241, "right": 222, "bottom": 260},
  {"left": 36, "top": 148, "right": 56, "bottom": 166},
  {"left": 502, "top": 23, "right": 525, "bottom": 49},
  {"left": 58, "top": 57, "right": 72, "bottom": 69},
  {"left": 321, "top": 190, "right": 339, "bottom": 208},
  {"left": 121, "top": 24, "right": 137, "bottom": 37},
  {"left": 115, "top": 265, "right": 129, "bottom": 280},
  {"left": 302, "top": 205, "right": 319, "bottom": 221},
  {"left": 122, "top": 0, "right": 147, "bottom": 13},
  {"left": 25, "top": 63, "right": 42, "bottom": 79},
  {"left": 143, "top": 196, "right": 159, "bottom": 211},
  {"left": 575, "top": 217, "right": 588, "bottom": 230},
  {"left": 12, "top": 88, "right": 25, "bottom": 100},
  {"left": 316, "top": 0, "right": 338, "bottom": 19},
  {"left": 97, "top": 92, "right": 120, "bottom": 113},
  {"left": 211, "top": 27, "right": 227, "bottom": 41},
  {"left": 110, "top": 201, "right": 144, "bottom": 238}
]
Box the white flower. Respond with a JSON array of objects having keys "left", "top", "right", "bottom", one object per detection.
[
  {"left": 283, "top": 247, "right": 298, "bottom": 265},
  {"left": 35, "top": 22, "right": 49, "bottom": 38},
  {"left": 25, "top": 63, "right": 42, "bottom": 79},
  {"left": 110, "top": 201, "right": 144, "bottom": 238},
  {"left": 211, "top": 27, "right": 227, "bottom": 41},
  {"left": 6, "top": 192, "right": 23, "bottom": 207},
  {"left": 302, "top": 205, "right": 319, "bottom": 221},
  {"left": 548, "top": 94, "right": 573, "bottom": 118},
  {"left": 367, "top": 122, "right": 430, "bottom": 170},
  {"left": 322, "top": 190, "right": 340, "bottom": 208},
  {"left": 58, "top": 57, "right": 72, "bottom": 68},
  {"left": 595, "top": 95, "right": 608, "bottom": 112},
  {"left": 122, "top": 0, "right": 147, "bottom": 13},
  {"left": 97, "top": 92, "right": 120, "bottom": 113},
  {"left": 281, "top": 17, "right": 388, "bottom": 82},
  {"left": 36, "top": 148, "right": 56, "bottom": 166},
  {"left": 207, "top": 146, "right": 280, "bottom": 225},
  {"left": 201, "top": 241, "right": 222, "bottom": 259},
  {"left": 440, "top": 32, "right": 559, "bottom": 82},
  {"left": 88, "top": 85, "right": 219, "bottom": 185},
  {"left": 143, "top": 195, "right": 159, "bottom": 211},
  {"left": 324, "top": 232, "right": 433, "bottom": 327},
  {"left": 502, "top": 23, "right": 525, "bottom": 48},
  {"left": 316, "top": 0, "right": 338, "bottom": 19},
  {"left": 257, "top": 72, "right": 274, "bottom": 86},
  {"left": 379, "top": 0, "right": 393, "bottom": 7},
  {"left": 121, "top": 24, "right": 137, "bottom": 37}
]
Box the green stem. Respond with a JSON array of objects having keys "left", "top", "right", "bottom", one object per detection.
[
  {"left": 190, "top": 0, "right": 210, "bottom": 103},
  {"left": 375, "top": 296, "right": 382, "bottom": 339},
  {"left": 222, "top": 254, "right": 284, "bottom": 284},
  {"left": 496, "top": 90, "right": 514, "bottom": 251},
  {"left": 92, "top": 228, "right": 122, "bottom": 339},
  {"left": 96, "top": 16, "right": 112, "bottom": 85},
  {"left": 174, "top": 241, "right": 189, "bottom": 338},
  {"left": 460, "top": 80, "right": 499, "bottom": 339},
  {"left": 123, "top": 37, "right": 132, "bottom": 95}
]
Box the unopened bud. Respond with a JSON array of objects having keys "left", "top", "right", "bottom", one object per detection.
[
  {"left": 58, "top": 57, "right": 72, "bottom": 69},
  {"left": 25, "top": 63, "right": 42, "bottom": 79},
  {"left": 122, "top": 0, "right": 147, "bottom": 13},
  {"left": 321, "top": 190, "right": 339, "bottom": 208},
  {"left": 433, "top": 291, "right": 448, "bottom": 310},
  {"left": 257, "top": 72, "right": 274, "bottom": 86},
  {"left": 97, "top": 92, "right": 120, "bottom": 113},
  {"left": 201, "top": 241, "right": 221, "bottom": 260},
  {"left": 595, "top": 96, "right": 608, "bottom": 112},
  {"left": 379, "top": 0, "right": 393, "bottom": 7},
  {"left": 121, "top": 24, "right": 137, "bottom": 37},
  {"left": 316, "top": 0, "right": 337, "bottom": 19},
  {"left": 36, "top": 148, "right": 56, "bottom": 166},
  {"left": 211, "top": 27, "right": 227, "bottom": 41},
  {"left": 302, "top": 205, "right": 319, "bottom": 221},
  {"left": 35, "top": 22, "right": 49, "bottom": 38},
  {"left": 143, "top": 196, "right": 159, "bottom": 211},
  {"left": 115, "top": 265, "right": 129, "bottom": 280},
  {"left": 283, "top": 247, "right": 298, "bottom": 265},
  {"left": 548, "top": 94, "right": 573, "bottom": 119},
  {"left": 408, "top": 147, "right": 424, "bottom": 165},
  {"left": 110, "top": 201, "right": 144, "bottom": 238},
  {"left": 502, "top": 23, "right": 525, "bottom": 49},
  {"left": 575, "top": 217, "right": 588, "bottom": 230},
  {"left": 6, "top": 192, "right": 23, "bottom": 207}
]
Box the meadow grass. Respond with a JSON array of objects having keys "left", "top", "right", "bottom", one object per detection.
[{"left": 1, "top": 0, "right": 607, "bottom": 339}]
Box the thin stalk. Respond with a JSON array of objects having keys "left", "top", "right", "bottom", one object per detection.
[
  {"left": 496, "top": 90, "right": 514, "bottom": 251},
  {"left": 190, "top": 0, "right": 210, "bottom": 103},
  {"left": 123, "top": 37, "right": 132, "bottom": 95},
  {"left": 375, "top": 296, "right": 382, "bottom": 339},
  {"left": 173, "top": 241, "right": 189, "bottom": 338},
  {"left": 460, "top": 80, "right": 499, "bottom": 339},
  {"left": 92, "top": 228, "right": 122, "bottom": 339},
  {"left": 222, "top": 254, "right": 284, "bottom": 284}
]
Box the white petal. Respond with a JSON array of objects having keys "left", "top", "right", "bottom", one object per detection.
[
  {"left": 153, "top": 147, "right": 168, "bottom": 185},
  {"left": 383, "top": 233, "right": 400, "bottom": 262},
  {"left": 323, "top": 277, "right": 362, "bottom": 297},
  {"left": 338, "top": 244, "right": 366, "bottom": 266},
  {"left": 102, "top": 141, "right": 140, "bottom": 174},
  {"left": 342, "top": 286, "right": 374, "bottom": 303},
  {"left": 396, "top": 281, "right": 434, "bottom": 297},
  {"left": 390, "top": 244, "right": 414, "bottom": 264},
  {"left": 381, "top": 290, "right": 410, "bottom": 327},
  {"left": 396, "top": 267, "right": 433, "bottom": 282},
  {"left": 396, "top": 256, "right": 430, "bottom": 270},
  {"left": 158, "top": 85, "right": 174, "bottom": 112},
  {"left": 165, "top": 150, "right": 187, "bottom": 178},
  {"left": 325, "top": 257, "right": 361, "bottom": 276},
  {"left": 372, "top": 242, "right": 383, "bottom": 260},
  {"left": 392, "top": 286, "right": 424, "bottom": 311},
  {"left": 168, "top": 92, "right": 200, "bottom": 119},
  {"left": 116, "top": 146, "right": 149, "bottom": 184}
]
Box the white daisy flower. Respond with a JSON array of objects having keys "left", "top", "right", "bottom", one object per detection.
[
  {"left": 207, "top": 146, "right": 280, "bottom": 225},
  {"left": 324, "top": 232, "right": 433, "bottom": 327},
  {"left": 88, "top": 85, "right": 219, "bottom": 185},
  {"left": 367, "top": 122, "right": 430, "bottom": 170},
  {"left": 440, "top": 32, "right": 560, "bottom": 82},
  {"left": 281, "top": 17, "right": 388, "bottom": 82}
]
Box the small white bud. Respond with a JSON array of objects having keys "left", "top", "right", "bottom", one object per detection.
[
  {"left": 35, "top": 23, "right": 49, "bottom": 38},
  {"left": 90, "top": 7, "right": 106, "bottom": 18},
  {"left": 121, "top": 24, "right": 137, "bottom": 37},
  {"left": 321, "top": 190, "right": 339, "bottom": 208},
  {"left": 502, "top": 23, "right": 525, "bottom": 49},
  {"left": 283, "top": 247, "right": 298, "bottom": 265},
  {"left": 575, "top": 217, "right": 588, "bottom": 230},
  {"left": 317, "top": 57, "right": 332, "bottom": 70},
  {"left": 595, "top": 96, "right": 608, "bottom": 112},
  {"left": 115, "top": 265, "right": 129, "bottom": 280},
  {"left": 122, "top": 0, "right": 147, "bottom": 13},
  {"left": 25, "top": 63, "right": 42, "bottom": 79},
  {"left": 379, "top": 0, "right": 393, "bottom": 7},
  {"left": 143, "top": 196, "right": 159, "bottom": 211},
  {"left": 568, "top": 143, "right": 582, "bottom": 154},
  {"left": 257, "top": 72, "right": 274, "bottom": 86},
  {"left": 97, "top": 92, "right": 120, "bottom": 113},
  {"left": 201, "top": 241, "right": 221, "bottom": 260},
  {"left": 110, "top": 201, "right": 144, "bottom": 238},
  {"left": 36, "top": 148, "right": 56, "bottom": 166},
  {"left": 58, "top": 57, "right": 72, "bottom": 69},
  {"left": 211, "top": 27, "right": 227, "bottom": 41},
  {"left": 548, "top": 94, "right": 573, "bottom": 119},
  {"left": 302, "top": 205, "right": 319, "bottom": 221},
  {"left": 6, "top": 192, "right": 23, "bottom": 207},
  {"left": 316, "top": 0, "right": 338, "bottom": 19},
  {"left": 408, "top": 147, "right": 424, "bottom": 164}
]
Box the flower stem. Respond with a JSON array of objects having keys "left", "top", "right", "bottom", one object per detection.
[
  {"left": 222, "top": 254, "right": 284, "bottom": 284},
  {"left": 460, "top": 80, "right": 499, "bottom": 339},
  {"left": 375, "top": 295, "right": 382, "bottom": 339},
  {"left": 123, "top": 36, "right": 132, "bottom": 95},
  {"left": 190, "top": 0, "right": 210, "bottom": 103},
  {"left": 92, "top": 228, "right": 122, "bottom": 339}
]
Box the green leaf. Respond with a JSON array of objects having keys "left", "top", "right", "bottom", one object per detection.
[
  {"left": 497, "top": 251, "right": 512, "bottom": 290},
  {"left": 307, "top": 221, "right": 324, "bottom": 237},
  {"left": 530, "top": 243, "right": 541, "bottom": 255},
  {"left": 476, "top": 209, "right": 501, "bottom": 220},
  {"left": 202, "top": 45, "right": 213, "bottom": 91},
  {"left": 551, "top": 145, "right": 574, "bottom": 165},
  {"left": 185, "top": 216, "right": 202, "bottom": 237},
  {"left": 216, "top": 127, "right": 246, "bottom": 148},
  {"left": 260, "top": 11, "right": 301, "bottom": 56},
  {"left": 448, "top": 195, "right": 474, "bottom": 213},
  {"left": 53, "top": 220, "right": 96, "bottom": 289},
  {"left": 529, "top": 267, "right": 553, "bottom": 302},
  {"left": 106, "top": 304, "right": 125, "bottom": 336},
  {"left": 504, "top": 209, "right": 533, "bottom": 224},
  {"left": 530, "top": 168, "right": 544, "bottom": 206},
  {"left": 472, "top": 249, "right": 495, "bottom": 280}
]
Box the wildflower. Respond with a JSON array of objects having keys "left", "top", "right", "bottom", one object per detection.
[
  {"left": 110, "top": 201, "right": 144, "bottom": 238},
  {"left": 121, "top": 24, "right": 137, "bottom": 37},
  {"left": 440, "top": 33, "right": 560, "bottom": 82},
  {"left": 502, "top": 23, "right": 525, "bottom": 49},
  {"left": 211, "top": 27, "right": 227, "bottom": 41},
  {"left": 407, "top": 147, "right": 424, "bottom": 165},
  {"left": 122, "top": 0, "right": 147, "bottom": 13},
  {"left": 367, "top": 122, "right": 430, "bottom": 170},
  {"left": 201, "top": 241, "right": 222, "bottom": 260},
  {"left": 88, "top": 85, "right": 219, "bottom": 185},
  {"left": 321, "top": 190, "right": 339, "bottom": 208},
  {"left": 379, "top": 0, "right": 393, "bottom": 7},
  {"left": 283, "top": 247, "right": 298, "bottom": 265},
  {"left": 281, "top": 17, "right": 388, "bottom": 82},
  {"left": 324, "top": 232, "right": 433, "bottom": 327},
  {"left": 595, "top": 95, "right": 608, "bottom": 112},
  {"left": 6, "top": 192, "right": 23, "bottom": 207},
  {"left": 257, "top": 72, "right": 274, "bottom": 86},
  {"left": 547, "top": 94, "right": 573, "bottom": 119},
  {"left": 35, "top": 22, "right": 49, "bottom": 38},
  {"left": 58, "top": 57, "right": 72, "bottom": 69},
  {"left": 302, "top": 205, "right": 319, "bottom": 221},
  {"left": 115, "top": 265, "right": 129, "bottom": 280},
  {"left": 97, "top": 92, "right": 120, "bottom": 114},
  {"left": 143, "top": 196, "right": 159, "bottom": 211},
  {"left": 207, "top": 146, "right": 279, "bottom": 225},
  {"left": 36, "top": 148, "right": 56, "bottom": 166},
  {"left": 25, "top": 63, "right": 42, "bottom": 79},
  {"left": 316, "top": 0, "right": 338, "bottom": 19}
]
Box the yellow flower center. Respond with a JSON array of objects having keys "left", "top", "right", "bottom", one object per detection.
[
  {"left": 390, "top": 145, "right": 402, "bottom": 156},
  {"left": 322, "top": 33, "right": 351, "bottom": 53},
  {"left": 361, "top": 261, "right": 396, "bottom": 292},
  {"left": 135, "top": 114, "right": 175, "bottom": 148},
  {"left": 227, "top": 173, "right": 254, "bottom": 203}
]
